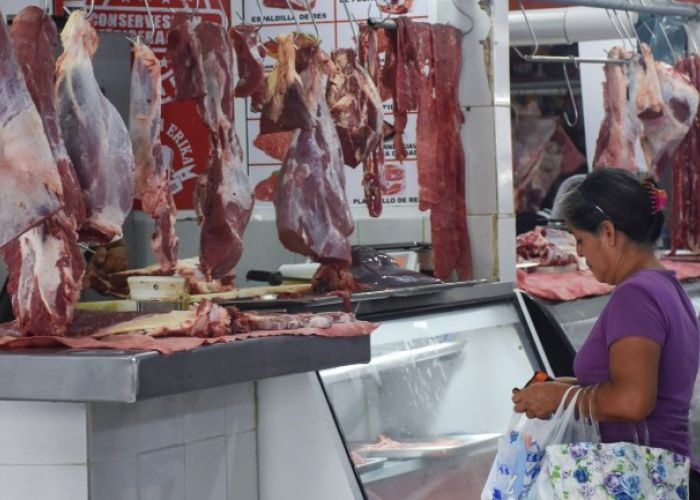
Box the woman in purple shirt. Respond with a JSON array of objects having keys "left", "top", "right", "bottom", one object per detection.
[{"left": 511, "top": 168, "right": 700, "bottom": 495}]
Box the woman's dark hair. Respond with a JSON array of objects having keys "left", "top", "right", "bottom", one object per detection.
[{"left": 560, "top": 168, "right": 664, "bottom": 245}]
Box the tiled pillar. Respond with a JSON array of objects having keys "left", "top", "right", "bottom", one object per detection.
[
  {"left": 432, "top": 0, "right": 516, "bottom": 283},
  {"left": 0, "top": 382, "right": 257, "bottom": 500}
]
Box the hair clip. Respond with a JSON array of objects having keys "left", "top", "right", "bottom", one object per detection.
[{"left": 642, "top": 181, "right": 668, "bottom": 214}]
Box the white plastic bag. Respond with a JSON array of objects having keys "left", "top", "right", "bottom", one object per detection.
[{"left": 481, "top": 386, "right": 589, "bottom": 500}]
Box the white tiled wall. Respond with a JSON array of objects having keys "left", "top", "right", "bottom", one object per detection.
[
  {"left": 0, "top": 465, "right": 88, "bottom": 500},
  {"left": 88, "top": 382, "right": 258, "bottom": 500}
]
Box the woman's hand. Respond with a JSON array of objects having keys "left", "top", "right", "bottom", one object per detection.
[{"left": 511, "top": 382, "right": 571, "bottom": 419}]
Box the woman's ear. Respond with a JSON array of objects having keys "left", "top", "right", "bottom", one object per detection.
[{"left": 600, "top": 220, "right": 616, "bottom": 247}]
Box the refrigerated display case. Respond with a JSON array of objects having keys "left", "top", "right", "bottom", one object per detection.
[{"left": 315, "top": 282, "right": 551, "bottom": 500}]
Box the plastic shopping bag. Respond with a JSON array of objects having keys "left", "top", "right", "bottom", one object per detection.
[{"left": 481, "top": 386, "right": 588, "bottom": 500}]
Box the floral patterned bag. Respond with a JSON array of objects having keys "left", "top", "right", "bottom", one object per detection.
[{"left": 543, "top": 441, "right": 690, "bottom": 499}]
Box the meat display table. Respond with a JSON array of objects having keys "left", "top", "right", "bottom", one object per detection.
[{"left": 0, "top": 334, "right": 370, "bottom": 500}]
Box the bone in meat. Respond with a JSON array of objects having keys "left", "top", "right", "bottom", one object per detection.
[
  {"left": 0, "top": 11, "right": 63, "bottom": 248},
  {"left": 229, "top": 23, "right": 266, "bottom": 98},
  {"left": 195, "top": 22, "right": 254, "bottom": 280},
  {"left": 130, "top": 39, "right": 179, "bottom": 273},
  {"left": 57, "top": 11, "right": 135, "bottom": 243},
  {"left": 640, "top": 62, "right": 699, "bottom": 178},
  {"left": 276, "top": 45, "right": 355, "bottom": 264}
]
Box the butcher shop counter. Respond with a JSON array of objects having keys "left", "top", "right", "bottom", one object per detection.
[
  {"left": 0, "top": 317, "right": 370, "bottom": 500},
  {"left": 252, "top": 280, "right": 554, "bottom": 500}
]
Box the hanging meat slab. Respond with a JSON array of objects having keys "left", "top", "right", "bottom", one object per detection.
[
  {"left": 0, "top": 11, "right": 63, "bottom": 249},
  {"left": 593, "top": 47, "right": 641, "bottom": 171},
  {"left": 262, "top": 0, "right": 317, "bottom": 10},
  {"left": 630, "top": 44, "right": 664, "bottom": 121},
  {"left": 56, "top": 11, "right": 135, "bottom": 243},
  {"left": 1, "top": 7, "right": 86, "bottom": 337},
  {"left": 229, "top": 23, "right": 266, "bottom": 98},
  {"left": 326, "top": 48, "right": 384, "bottom": 217},
  {"left": 166, "top": 12, "right": 205, "bottom": 102},
  {"left": 640, "top": 62, "right": 699, "bottom": 178},
  {"left": 670, "top": 55, "right": 700, "bottom": 253},
  {"left": 130, "top": 39, "right": 179, "bottom": 273},
  {"left": 276, "top": 45, "right": 355, "bottom": 265},
  {"left": 195, "top": 22, "right": 254, "bottom": 280}
]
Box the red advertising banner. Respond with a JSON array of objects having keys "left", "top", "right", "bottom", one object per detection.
[{"left": 90, "top": 0, "right": 230, "bottom": 209}]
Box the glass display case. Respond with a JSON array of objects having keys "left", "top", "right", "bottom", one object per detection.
[{"left": 319, "top": 290, "right": 549, "bottom": 500}]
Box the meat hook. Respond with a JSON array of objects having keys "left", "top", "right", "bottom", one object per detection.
[
  {"left": 144, "top": 0, "right": 156, "bottom": 45},
  {"left": 86, "top": 0, "right": 95, "bottom": 18},
  {"left": 342, "top": 1, "right": 357, "bottom": 47},
  {"left": 284, "top": 0, "right": 303, "bottom": 34},
  {"left": 512, "top": 0, "right": 540, "bottom": 61},
  {"left": 255, "top": 0, "right": 265, "bottom": 29},
  {"left": 450, "top": 0, "right": 475, "bottom": 37},
  {"left": 562, "top": 62, "right": 579, "bottom": 128},
  {"left": 684, "top": 23, "right": 699, "bottom": 56},
  {"left": 301, "top": 0, "right": 319, "bottom": 40},
  {"left": 605, "top": 8, "right": 632, "bottom": 51},
  {"left": 44, "top": 0, "right": 50, "bottom": 13},
  {"left": 613, "top": 10, "right": 636, "bottom": 49}
]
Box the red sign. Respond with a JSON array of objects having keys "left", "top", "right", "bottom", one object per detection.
[{"left": 91, "top": 0, "right": 230, "bottom": 209}]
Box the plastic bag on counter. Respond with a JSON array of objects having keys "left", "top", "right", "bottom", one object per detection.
[
  {"left": 481, "top": 386, "right": 588, "bottom": 500},
  {"left": 350, "top": 246, "right": 440, "bottom": 289}
]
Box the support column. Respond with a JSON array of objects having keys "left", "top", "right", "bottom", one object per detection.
[{"left": 432, "top": 0, "right": 516, "bottom": 283}]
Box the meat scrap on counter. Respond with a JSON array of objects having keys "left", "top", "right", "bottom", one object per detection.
[
  {"left": 516, "top": 227, "right": 580, "bottom": 269},
  {"left": 0, "top": 7, "right": 86, "bottom": 337},
  {"left": 0, "top": 304, "right": 378, "bottom": 354}
]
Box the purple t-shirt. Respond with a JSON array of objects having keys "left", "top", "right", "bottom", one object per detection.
[{"left": 573, "top": 269, "right": 699, "bottom": 458}]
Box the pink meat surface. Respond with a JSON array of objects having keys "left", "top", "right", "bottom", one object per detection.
[
  {"left": 56, "top": 11, "right": 135, "bottom": 243},
  {"left": 130, "top": 40, "right": 179, "bottom": 272}
]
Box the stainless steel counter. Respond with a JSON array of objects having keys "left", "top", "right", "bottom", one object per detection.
[{"left": 0, "top": 335, "right": 370, "bottom": 403}]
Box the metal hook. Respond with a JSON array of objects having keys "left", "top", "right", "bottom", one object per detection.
[
  {"left": 284, "top": 0, "right": 302, "bottom": 33},
  {"left": 302, "top": 0, "right": 319, "bottom": 40},
  {"left": 621, "top": 1, "right": 642, "bottom": 50},
  {"left": 44, "top": 0, "right": 50, "bottom": 13},
  {"left": 219, "top": 0, "right": 228, "bottom": 30},
  {"left": 254, "top": 0, "right": 265, "bottom": 29},
  {"left": 606, "top": 9, "right": 631, "bottom": 50},
  {"left": 512, "top": 0, "right": 539, "bottom": 61},
  {"left": 371, "top": 0, "right": 394, "bottom": 24},
  {"left": 450, "top": 0, "right": 475, "bottom": 37},
  {"left": 613, "top": 10, "right": 635, "bottom": 48},
  {"left": 86, "top": 0, "right": 95, "bottom": 18},
  {"left": 563, "top": 62, "right": 579, "bottom": 127},
  {"left": 684, "top": 23, "right": 699, "bottom": 56},
  {"left": 63, "top": 5, "right": 72, "bottom": 16},
  {"left": 144, "top": 0, "right": 156, "bottom": 45},
  {"left": 342, "top": 1, "right": 357, "bottom": 47}
]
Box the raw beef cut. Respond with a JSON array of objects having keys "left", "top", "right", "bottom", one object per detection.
[
  {"left": 326, "top": 48, "right": 384, "bottom": 217},
  {"left": 130, "top": 39, "right": 179, "bottom": 273},
  {"left": 0, "top": 12, "right": 63, "bottom": 249},
  {"left": 593, "top": 47, "right": 641, "bottom": 171},
  {"left": 630, "top": 44, "right": 664, "bottom": 121},
  {"left": 230, "top": 310, "right": 354, "bottom": 333},
  {"left": 56, "top": 11, "right": 135, "bottom": 243},
  {"left": 262, "top": 0, "right": 316, "bottom": 9},
  {"left": 11, "top": 6, "right": 85, "bottom": 228},
  {"left": 516, "top": 227, "right": 578, "bottom": 267},
  {"left": 513, "top": 116, "right": 557, "bottom": 203},
  {"left": 640, "top": 62, "right": 698, "bottom": 178},
  {"left": 195, "top": 22, "right": 254, "bottom": 280},
  {"left": 670, "top": 55, "right": 700, "bottom": 252},
  {"left": 229, "top": 23, "right": 266, "bottom": 98},
  {"left": 166, "top": 12, "right": 205, "bottom": 102},
  {"left": 276, "top": 45, "right": 355, "bottom": 265},
  {"left": 1, "top": 7, "right": 86, "bottom": 337}
]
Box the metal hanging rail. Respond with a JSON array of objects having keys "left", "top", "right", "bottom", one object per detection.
[{"left": 539, "top": 0, "right": 700, "bottom": 19}]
